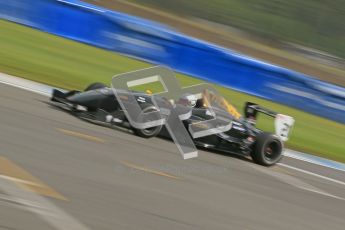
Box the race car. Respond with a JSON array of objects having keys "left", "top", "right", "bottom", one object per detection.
[{"left": 50, "top": 81, "right": 294, "bottom": 166}]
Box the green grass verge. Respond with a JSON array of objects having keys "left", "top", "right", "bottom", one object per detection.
[{"left": 1, "top": 20, "right": 344, "bottom": 162}]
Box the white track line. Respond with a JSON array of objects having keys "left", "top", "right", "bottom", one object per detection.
[
  {"left": 252, "top": 164, "right": 344, "bottom": 200},
  {"left": 0, "top": 73, "right": 64, "bottom": 96},
  {"left": 278, "top": 163, "right": 345, "bottom": 187},
  {"left": 0, "top": 175, "right": 42, "bottom": 187}
]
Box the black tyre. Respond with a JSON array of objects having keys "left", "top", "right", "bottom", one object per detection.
[
  {"left": 132, "top": 104, "right": 162, "bottom": 138},
  {"left": 84, "top": 82, "right": 106, "bottom": 91},
  {"left": 251, "top": 132, "right": 283, "bottom": 166}
]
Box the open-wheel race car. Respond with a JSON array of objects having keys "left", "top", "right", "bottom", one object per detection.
[{"left": 51, "top": 73, "right": 294, "bottom": 166}]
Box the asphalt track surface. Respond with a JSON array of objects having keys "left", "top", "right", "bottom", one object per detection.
[{"left": 1, "top": 83, "right": 345, "bottom": 230}]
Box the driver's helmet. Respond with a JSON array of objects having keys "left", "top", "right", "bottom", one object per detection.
[{"left": 178, "top": 93, "right": 198, "bottom": 107}]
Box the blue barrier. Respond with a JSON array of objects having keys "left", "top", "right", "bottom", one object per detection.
[{"left": 1, "top": 0, "right": 344, "bottom": 123}]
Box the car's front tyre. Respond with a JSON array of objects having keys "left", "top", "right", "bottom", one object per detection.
[{"left": 132, "top": 104, "right": 163, "bottom": 138}]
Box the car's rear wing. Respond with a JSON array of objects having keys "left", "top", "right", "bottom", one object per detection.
[
  {"left": 244, "top": 102, "right": 295, "bottom": 141},
  {"left": 244, "top": 102, "right": 277, "bottom": 119}
]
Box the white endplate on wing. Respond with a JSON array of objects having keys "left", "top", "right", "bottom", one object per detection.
[{"left": 275, "top": 114, "right": 295, "bottom": 141}]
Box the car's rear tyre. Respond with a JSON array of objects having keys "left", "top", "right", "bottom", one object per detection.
[
  {"left": 132, "top": 104, "right": 162, "bottom": 138},
  {"left": 84, "top": 82, "right": 106, "bottom": 91},
  {"left": 251, "top": 132, "right": 283, "bottom": 166}
]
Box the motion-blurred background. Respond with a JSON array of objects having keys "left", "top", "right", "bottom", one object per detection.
[
  {"left": 0, "top": 0, "right": 344, "bottom": 161},
  {"left": 87, "top": 0, "right": 345, "bottom": 85}
]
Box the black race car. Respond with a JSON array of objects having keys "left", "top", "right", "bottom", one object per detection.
[{"left": 50, "top": 82, "right": 294, "bottom": 166}]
